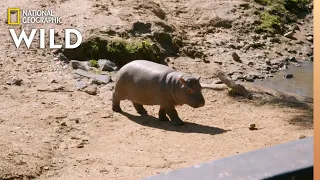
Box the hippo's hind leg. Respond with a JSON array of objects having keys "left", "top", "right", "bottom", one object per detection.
[
  {"left": 112, "top": 91, "right": 122, "bottom": 112},
  {"left": 133, "top": 103, "right": 148, "bottom": 115},
  {"left": 158, "top": 106, "right": 169, "bottom": 121},
  {"left": 164, "top": 105, "right": 184, "bottom": 126}
]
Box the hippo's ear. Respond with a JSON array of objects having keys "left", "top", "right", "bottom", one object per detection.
[
  {"left": 179, "top": 77, "right": 187, "bottom": 85},
  {"left": 197, "top": 76, "right": 201, "bottom": 81}
]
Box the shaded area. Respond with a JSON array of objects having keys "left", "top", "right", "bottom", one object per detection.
[
  {"left": 120, "top": 111, "right": 229, "bottom": 135},
  {"left": 289, "top": 110, "right": 313, "bottom": 129}
]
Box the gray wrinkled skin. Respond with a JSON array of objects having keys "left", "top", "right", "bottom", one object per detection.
[{"left": 112, "top": 60, "right": 205, "bottom": 126}]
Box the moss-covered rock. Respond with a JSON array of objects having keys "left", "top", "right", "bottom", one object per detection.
[
  {"left": 254, "top": 0, "right": 311, "bottom": 34},
  {"left": 63, "top": 36, "right": 171, "bottom": 66}
]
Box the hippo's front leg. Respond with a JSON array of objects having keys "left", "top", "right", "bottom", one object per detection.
[
  {"left": 133, "top": 103, "right": 148, "bottom": 115},
  {"left": 164, "top": 105, "right": 184, "bottom": 126},
  {"left": 158, "top": 106, "right": 170, "bottom": 121}
]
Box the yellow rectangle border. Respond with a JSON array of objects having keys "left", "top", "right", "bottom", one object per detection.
[
  {"left": 7, "top": 8, "right": 20, "bottom": 25},
  {"left": 315, "top": 0, "right": 319, "bottom": 179}
]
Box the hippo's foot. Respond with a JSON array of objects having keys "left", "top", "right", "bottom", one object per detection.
[
  {"left": 171, "top": 119, "right": 185, "bottom": 126},
  {"left": 133, "top": 103, "right": 148, "bottom": 115},
  {"left": 112, "top": 105, "right": 122, "bottom": 113},
  {"left": 159, "top": 108, "right": 169, "bottom": 121}
]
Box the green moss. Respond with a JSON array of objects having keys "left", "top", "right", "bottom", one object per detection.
[
  {"left": 105, "top": 39, "right": 163, "bottom": 66},
  {"left": 88, "top": 60, "right": 99, "bottom": 68},
  {"left": 63, "top": 34, "right": 180, "bottom": 66},
  {"left": 255, "top": 12, "right": 282, "bottom": 34},
  {"left": 254, "top": 0, "right": 311, "bottom": 34}
]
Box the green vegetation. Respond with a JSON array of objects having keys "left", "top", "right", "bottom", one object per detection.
[
  {"left": 106, "top": 39, "right": 162, "bottom": 65},
  {"left": 76, "top": 37, "right": 165, "bottom": 66},
  {"left": 254, "top": 0, "right": 311, "bottom": 34},
  {"left": 255, "top": 12, "right": 282, "bottom": 34},
  {"left": 63, "top": 32, "right": 182, "bottom": 67},
  {"left": 88, "top": 60, "right": 99, "bottom": 68}
]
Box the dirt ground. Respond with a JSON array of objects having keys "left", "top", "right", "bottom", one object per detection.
[{"left": 0, "top": 0, "right": 313, "bottom": 179}]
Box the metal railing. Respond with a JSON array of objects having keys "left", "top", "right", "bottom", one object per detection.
[{"left": 142, "top": 137, "right": 313, "bottom": 180}]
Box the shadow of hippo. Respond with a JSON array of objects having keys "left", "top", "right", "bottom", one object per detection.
[{"left": 120, "top": 111, "right": 230, "bottom": 136}]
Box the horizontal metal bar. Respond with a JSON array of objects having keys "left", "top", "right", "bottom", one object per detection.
[{"left": 142, "top": 137, "right": 313, "bottom": 180}]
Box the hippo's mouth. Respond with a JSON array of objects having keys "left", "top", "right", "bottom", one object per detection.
[{"left": 191, "top": 103, "right": 205, "bottom": 108}]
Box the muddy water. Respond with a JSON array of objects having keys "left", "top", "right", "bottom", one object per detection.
[{"left": 251, "top": 61, "right": 313, "bottom": 98}]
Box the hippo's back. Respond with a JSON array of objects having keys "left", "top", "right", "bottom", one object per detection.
[{"left": 114, "top": 60, "right": 176, "bottom": 104}]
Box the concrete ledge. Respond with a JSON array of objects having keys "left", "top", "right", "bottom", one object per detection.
[{"left": 142, "top": 137, "right": 313, "bottom": 180}]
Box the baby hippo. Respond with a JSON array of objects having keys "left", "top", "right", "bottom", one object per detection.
[{"left": 112, "top": 60, "right": 205, "bottom": 126}]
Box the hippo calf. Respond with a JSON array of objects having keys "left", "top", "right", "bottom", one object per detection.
[{"left": 112, "top": 60, "right": 205, "bottom": 126}]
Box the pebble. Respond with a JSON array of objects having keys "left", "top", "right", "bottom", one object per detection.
[
  {"left": 249, "top": 124, "right": 257, "bottom": 130},
  {"left": 84, "top": 85, "right": 98, "bottom": 95},
  {"left": 6, "top": 77, "right": 23, "bottom": 86},
  {"left": 77, "top": 143, "right": 84, "bottom": 148},
  {"left": 306, "top": 36, "right": 313, "bottom": 42},
  {"left": 57, "top": 53, "right": 69, "bottom": 63},
  {"left": 284, "top": 74, "right": 294, "bottom": 78},
  {"left": 299, "top": 135, "right": 306, "bottom": 139},
  {"left": 231, "top": 52, "right": 241, "bottom": 63},
  {"left": 60, "top": 122, "right": 67, "bottom": 126},
  {"left": 98, "top": 59, "right": 118, "bottom": 71}
]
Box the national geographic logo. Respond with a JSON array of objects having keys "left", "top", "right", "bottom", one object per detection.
[
  {"left": 7, "top": 8, "right": 20, "bottom": 25},
  {"left": 7, "top": 8, "right": 82, "bottom": 49},
  {"left": 7, "top": 8, "right": 62, "bottom": 25}
]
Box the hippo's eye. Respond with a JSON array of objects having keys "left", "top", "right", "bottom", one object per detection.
[{"left": 187, "top": 88, "right": 194, "bottom": 94}]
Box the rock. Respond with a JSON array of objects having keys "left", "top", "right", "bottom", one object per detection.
[
  {"left": 291, "top": 24, "right": 300, "bottom": 31},
  {"left": 98, "top": 59, "right": 118, "bottom": 71},
  {"left": 75, "top": 81, "right": 88, "bottom": 90},
  {"left": 74, "top": 69, "right": 111, "bottom": 84},
  {"left": 231, "top": 52, "right": 241, "bottom": 63},
  {"left": 294, "top": 63, "right": 301, "bottom": 67},
  {"left": 284, "top": 74, "right": 293, "bottom": 78},
  {"left": 309, "top": 56, "right": 313, "bottom": 61},
  {"left": 239, "top": 3, "right": 250, "bottom": 9},
  {"left": 264, "top": 65, "right": 272, "bottom": 71},
  {"left": 306, "top": 36, "right": 313, "bottom": 42},
  {"left": 299, "top": 135, "right": 306, "bottom": 139},
  {"left": 270, "top": 37, "right": 281, "bottom": 43},
  {"left": 279, "top": 64, "right": 288, "bottom": 70},
  {"left": 243, "top": 75, "right": 254, "bottom": 82},
  {"left": 243, "top": 44, "right": 250, "bottom": 51},
  {"left": 249, "top": 124, "right": 257, "bottom": 130},
  {"left": 228, "top": 43, "right": 237, "bottom": 49},
  {"left": 285, "top": 56, "right": 298, "bottom": 63},
  {"left": 275, "top": 50, "right": 282, "bottom": 55},
  {"left": 284, "top": 31, "right": 295, "bottom": 38},
  {"left": 77, "top": 143, "right": 84, "bottom": 148},
  {"left": 247, "top": 61, "right": 254, "bottom": 66},
  {"left": 84, "top": 85, "right": 98, "bottom": 95},
  {"left": 51, "top": 80, "right": 58, "bottom": 83},
  {"left": 60, "top": 122, "right": 67, "bottom": 126},
  {"left": 306, "top": 33, "right": 313, "bottom": 37},
  {"left": 6, "top": 77, "right": 23, "bottom": 86},
  {"left": 57, "top": 53, "right": 69, "bottom": 63},
  {"left": 265, "top": 59, "right": 271, "bottom": 65},
  {"left": 70, "top": 60, "right": 90, "bottom": 71}
]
